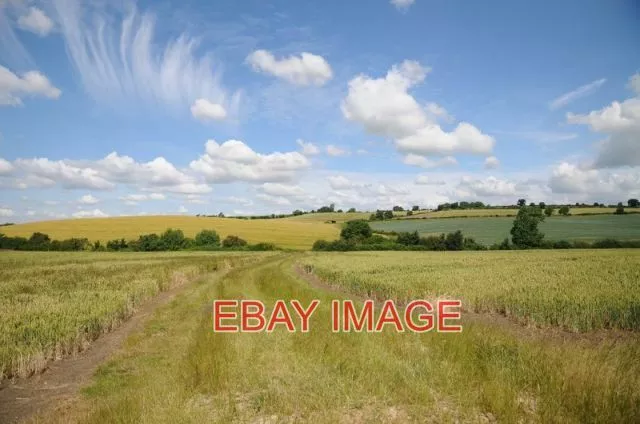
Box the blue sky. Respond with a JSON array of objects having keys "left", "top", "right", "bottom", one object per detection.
[{"left": 0, "top": 0, "right": 639, "bottom": 220}]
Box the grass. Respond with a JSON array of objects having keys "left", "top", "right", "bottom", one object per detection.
[
  {"left": 299, "top": 250, "right": 640, "bottom": 331},
  {"left": 370, "top": 214, "right": 640, "bottom": 244},
  {"left": 283, "top": 211, "right": 372, "bottom": 223},
  {"left": 0, "top": 251, "right": 266, "bottom": 380},
  {"left": 0, "top": 215, "right": 340, "bottom": 250},
  {"left": 35, "top": 253, "right": 640, "bottom": 423}
]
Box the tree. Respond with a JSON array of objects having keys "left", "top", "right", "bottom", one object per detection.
[
  {"left": 161, "top": 228, "right": 187, "bottom": 251},
  {"left": 195, "top": 229, "right": 221, "bottom": 247},
  {"left": 517, "top": 199, "right": 526, "bottom": 207},
  {"left": 292, "top": 210, "right": 304, "bottom": 216},
  {"left": 539, "top": 202, "right": 546, "bottom": 209},
  {"left": 222, "top": 235, "right": 247, "bottom": 248},
  {"left": 347, "top": 207, "right": 356, "bottom": 213},
  {"left": 544, "top": 206, "right": 554, "bottom": 217},
  {"left": 397, "top": 231, "right": 420, "bottom": 246},
  {"left": 392, "top": 205, "right": 404, "bottom": 212},
  {"left": 615, "top": 202, "right": 625, "bottom": 215},
  {"left": 445, "top": 230, "right": 464, "bottom": 250},
  {"left": 558, "top": 206, "right": 570, "bottom": 216},
  {"left": 340, "top": 220, "right": 372, "bottom": 241},
  {"left": 406, "top": 210, "right": 413, "bottom": 216},
  {"left": 628, "top": 199, "right": 639, "bottom": 208},
  {"left": 27, "top": 232, "right": 51, "bottom": 250},
  {"left": 510, "top": 206, "right": 545, "bottom": 248},
  {"left": 412, "top": 205, "right": 420, "bottom": 211},
  {"left": 383, "top": 210, "right": 394, "bottom": 220}
]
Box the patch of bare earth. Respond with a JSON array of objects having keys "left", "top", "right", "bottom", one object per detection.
[{"left": 0, "top": 271, "right": 200, "bottom": 424}]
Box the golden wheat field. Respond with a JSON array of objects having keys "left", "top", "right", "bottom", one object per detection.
[{"left": 0, "top": 215, "right": 340, "bottom": 250}]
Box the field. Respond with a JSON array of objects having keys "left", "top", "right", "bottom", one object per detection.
[
  {"left": 370, "top": 214, "right": 640, "bottom": 244},
  {"left": 5, "top": 250, "right": 635, "bottom": 423},
  {"left": 0, "top": 251, "right": 267, "bottom": 380},
  {"left": 0, "top": 216, "right": 340, "bottom": 250},
  {"left": 403, "top": 207, "right": 638, "bottom": 219}
]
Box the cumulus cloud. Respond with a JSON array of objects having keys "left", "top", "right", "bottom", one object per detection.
[
  {"left": 0, "top": 158, "right": 14, "bottom": 174},
  {"left": 296, "top": 139, "right": 320, "bottom": 156},
  {"left": 342, "top": 60, "right": 494, "bottom": 158},
  {"left": 246, "top": 49, "right": 333, "bottom": 86},
  {"left": 78, "top": 194, "right": 99, "bottom": 204},
  {"left": 17, "top": 7, "right": 54, "bottom": 36},
  {"left": 190, "top": 98, "right": 227, "bottom": 121},
  {"left": 190, "top": 139, "right": 310, "bottom": 183},
  {"left": 0, "top": 65, "right": 61, "bottom": 106},
  {"left": 548, "top": 162, "right": 640, "bottom": 196},
  {"left": 326, "top": 145, "right": 350, "bottom": 157},
  {"left": 256, "top": 193, "right": 291, "bottom": 206},
  {"left": 549, "top": 78, "right": 606, "bottom": 110},
  {"left": 415, "top": 175, "right": 446, "bottom": 185},
  {"left": 391, "top": 0, "right": 415, "bottom": 10},
  {"left": 259, "top": 183, "right": 306, "bottom": 198},
  {"left": 328, "top": 175, "right": 355, "bottom": 190},
  {"left": 72, "top": 208, "right": 108, "bottom": 218},
  {"left": 484, "top": 156, "right": 500, "bottom": 169},
  {"left": 0, "top": 207, "right": 14, "bottom": 217},
  {"left": 456, "top": 176, "right": 517, "bottom": 197},
  {"left": 51, "top": 0, "right": 240, "bottom": 115},
  {"left": 567, "top": 73, "right": 640, "bottom": 168},
  {"left": 403, "top": 154, "right": 457, "bottom": 169}
]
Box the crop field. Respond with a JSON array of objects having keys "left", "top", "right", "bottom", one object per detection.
[
  {"left": 0, "top": 251, "right": 267, "bottom": 380},
  {"left": 404, "top": 207, "right": 638, "bottom": 219},
  {"left": 17, "top": 251, "right": 637, "bottom": 424},
  {"left": 370, "top": 213, "right": 640, "bottom": 244},
  {"left": 299, "top": 250, "right": 640, "bottom": 331},
  {"left": 0, "top": 215, "right": 339, "bottom": 250}
]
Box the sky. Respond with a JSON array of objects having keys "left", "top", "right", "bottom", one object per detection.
[{"left": 0, "top": 0, "right": 639, "bottom": 221}]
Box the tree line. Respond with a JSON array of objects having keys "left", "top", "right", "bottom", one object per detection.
[{"left": 0, "top": 229, "right": 277, "bottom": 252}]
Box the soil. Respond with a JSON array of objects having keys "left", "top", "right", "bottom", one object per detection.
[{"left": 0, "top": 278, "right": 197, "bottom": 424}]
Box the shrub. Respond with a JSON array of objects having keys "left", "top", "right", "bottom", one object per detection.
[
  {"left": 222, "top": 235, "right": 248, "bottom": 248},
  {"left": 195, "top": 229, "right": 221, "bottom": 247},
  {"left": 340, "top": 220, "right": 373, "bottom": 241},
  {"left": 397, "top": 231, "right": 421, "bottom": 246},
  {"left": 135, "top": 234, "right": 164, "bottom": 251},
  {"left": 552, "top": 240, "right": 573, "bottom": 249},
  {"left": 106, "top": 238, "right": 128, "bottom": 251},
  {"left": 445, "top": 230, "right": 464, "bottom": 251},
  {"left": 248, "top": 242, "right": 276, "bottom": 251},
  {"left": 161, "top": 228, "right": 187, "bottom": 251},
  {"left": 27, "top": 232, "right": 51, "bottom": 251},
  {"left": 510, "top": 206, "right": 545, "bottom": 248}
]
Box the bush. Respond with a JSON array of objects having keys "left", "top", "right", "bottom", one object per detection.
[
  {"left": 27, "top": 232, "right": 51, "bottom": 250},
  {"left": 222, "top": 235, "right": 247, "bottom": 248},
  {"left": 396, "top": 231, "right": 420, "bottom": 246},
  {"left": 445, "top": 230, "right": 464, "bottom": 251},
  {"left": 419, "top": 234, "right": 446, "bottom": 251},
  {"left": 592, "top": 239, "right": 623, "bottom": 248},
  {"left": 195, "top": 229, "right": 221, "bottom": 247},
  {"left": 106, "top": 238, "right": 128, "bottom": 251},
  {"left": 552, "top": 240, "right": 573, "bottom": 249},
  {"left": 248, "top": 242, "right": 276, "bottom": 251},
  {"left": 59, "top": 238, "right": 90, "bottom": 251},
  {"left": 161, "top": 228, "right": 187, "bottom": 251},
  {"left": 135, "top": 234, "right": 164, "bottom": 251},
  {"left": 340, "top": 220, "right": 373, "bottom": 241}
]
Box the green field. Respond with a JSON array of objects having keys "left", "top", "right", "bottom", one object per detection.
[{"left": 370, "top": 214, "right": 640, "bottom": 244}]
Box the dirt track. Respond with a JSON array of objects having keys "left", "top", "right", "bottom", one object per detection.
[{"left": 0, "top": 280, "right": 197, "bottom": 424}]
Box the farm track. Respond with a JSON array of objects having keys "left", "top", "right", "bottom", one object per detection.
[{"left": 0, "top": 268, "right": 231, "bottom": 424}]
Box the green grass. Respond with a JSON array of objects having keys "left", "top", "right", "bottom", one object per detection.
[
  {"left": 370, "top": 214, "right": 640, "bottom": 244},
  {"left": 0, "top": 251, "right": 266, "bottom": 380},
  {"left": 299, "top": 250, "right": 640, "bottom": 331},
  {"left": 36, "top": 253, "right": 640, "bottom": 423}
]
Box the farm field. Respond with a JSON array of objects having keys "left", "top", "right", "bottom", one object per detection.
[
  {"left": 0, "top": 215, "right": 339, "bottom": 250},
  {"left": 0, "top": 251, "right": 267, "bottom": 380},
  {"left": 370, "top": 213, "right": 640, "bottom": 244},
  {"left": 404, "top": 207, "right": 638, "bottom": 219},
  {"left": 16, "top": 251, "right": 637, "bottom": 423}
]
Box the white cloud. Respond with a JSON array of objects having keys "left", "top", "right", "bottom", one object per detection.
[
  {"left": 256, "top": 193, "right": 291, "bottom": 206},
  {"left": 391, "top": 0, "right": 415, "bottom": 10},
  {"left": 456, "top": 176, "right": 517, "bottom": 197},
  {"left": 51, "top": 0, "right": 240, "bottom": 115},
  {"left": 190, "top": 139, "right": 310, "bottom": 183},
  {"left": 14, "top": 158, "right": 115, "bottom": 190},
  {"left": 415, "top": 175, "right": 446, "bottom": 185},
  {"left": 149, "top": 193, "right": 165, "bottom": 200},
  {"left": 246, "top": 49, "right": 333, "bottom": 86},
  {"left": 426, "top": 102, "right": 453, "bottom": 123},
  {"left": 191, "top": 98, "right": 227, "bottom": 121},
  {"left": 403, "top": 154, "right": 457, "bottom": 169},
  {"left": 178, "top": 205, "right": 188, "bottom": 214},
  {"left": 0, "top": 65, "right": 61, "bottom": 106},
  {"left": 0, "top": 158, "right": 13, "bottom": 174},
  {"left": 0, "top": 207, "right": 14, "bottom": 217},
  {"left": 629, "top": 73, "right": 640, "bottom": 96},
  {"left": 17, "top": 7, "right": 54, "bottom": 36},
  {"left": 484, "top": 156, "right": 500, "bottom": 169},
  {"left": 549, "top": 78, "right": 606, "bottom": 110},
  {"left": 327, "top": 175, "right": 355, "bottom": 190},
  {"left": 326, "top": 145, "right": 350, "bottom": 157},
  {"left": 548, "top": 162, "right": 640, "bottom": 196},
  {"left": 259, "top": 183, "right": 306, "bottom": 197},
  {"left": 342, "top": 61, "right": 494, "bottom": 157},
  {"left": 78, "top": 194, "right": 99, "bottom": 204},
  {"left": 296, "top": 139, "right": 320, "bottom": 156},
  {"left": 72, "top": 208, "right": 108, "bottom": 218},
  {"left": 567, "top": 74, "right": 640, "bottom": 168}
]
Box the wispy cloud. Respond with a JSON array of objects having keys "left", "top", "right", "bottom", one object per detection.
[
  {"left": 549, "top": 78, "right": 606, "bottom": 110},
  {"left": 50, "top": 0, "right": 241, "bottom": 116}
]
